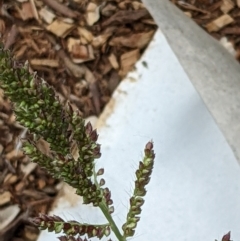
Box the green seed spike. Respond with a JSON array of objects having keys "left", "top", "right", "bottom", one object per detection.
[{"left": 0, "top": 47, "right": 156, "bottom": 241}]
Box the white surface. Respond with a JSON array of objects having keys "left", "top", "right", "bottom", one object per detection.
[{"left": 38, "top": 30, "right": 240, "bottom": 241}]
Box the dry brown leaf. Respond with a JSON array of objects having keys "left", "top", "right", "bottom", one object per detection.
[
  {"left": 35, "top": 138, "right": 52, "bottom": 157},
  {"left": 70, "top": 141, "right": 79, "bottom": 161},
  {"left": 220, "top": 0, "right": 234, "bottom": 13},
  {"left": 109, "top": 30, "right": 154, "bottom": 49},
  {"left": 30, "top": 59, "right": 59, "bottom": 67},
  {"left": 46, "top": 19, "right": 74, "bottom": 37},
  {"left": 108, "top": 53, "right": 119, "bottom": 69},
  {"left": 119, "top": 49, "right": 140, "bottom": 77},
  {"left": 205, "top": 14, "right": 234, "bottom": 32},
  {"left": 39, "top": 7, "right": 56, "bottom": 24}
]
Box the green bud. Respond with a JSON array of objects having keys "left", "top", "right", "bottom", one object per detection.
[
  {"left": 23, "top": 79, "right": 29, "bottom": 87},
  {"left": 29, "top": 78, "right": 35, "bottom": 88},
  {"left": 138, "top": 177, "right": 146, "bottom": 183},
  {"left": 33, "top": 104, "right": 39, "bottom": 109},
  {"left": 53, "top": 101, "right": 59, "bottom": 107},
  {"left": 125, "top": 222, "right": 137, "bottom": 229},
  {"left": 135, "top": 189, "right": 146, "bottom": 196},
  {"left": 128, "top": 217, "right": 140, "bottom": 223},
  {"left": 54, "top": 222, "right": 64, "bottom": 233},
  {"left": 36, "top": 99, "right": 44, "bottom": 105},
  {"left": 10, "top": 82, "right": 18, "bottom": 88},
  {"left": 35, "top": 125, "right": 44, "bottom": 132},
  {"left": 142, "top": 169, "right": 150, "bottom": 174},
  {"left": 133, "top": 197, "right": 144, "bottom": 207},
  {"left": 143, "top": 157, "right": 153, "bottom": 166},
  {"left": 122, "top": 227, "right": 135, "bottom": 237},
  {"left": 104, "top": 226, "right": 110, "bottom": 236},
  {"left": 46, "top": 137, "right": 52, "bottom": 143},
  {"left": 24, "top": 121, "right": 31, "bottom": 127},
  {"left": 108, "top": 206, "right": 114, "bottom": 214},
  {"left": 47, "top": 116, "right": 53, "bottom": 122},
  {"left": 130, "top": 209, "right": 141, "bottom": 215},
  {"left": 41, "top": 120, "right": 47, "bottom": 125}
]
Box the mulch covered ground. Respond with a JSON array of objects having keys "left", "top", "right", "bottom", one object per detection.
[
  {"left": 172, "top": 0, "right": 240, "bottom": 58},
  {"left": 0, "top": 0, "right": 240, "bottom": 240}
]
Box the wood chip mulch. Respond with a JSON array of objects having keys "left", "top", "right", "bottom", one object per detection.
[
  {"left": 0, "top": 0, "right": 157, "bottom": 241},
  {"left": 171, "top": 0, "right": 240, "bottom": 59}
]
